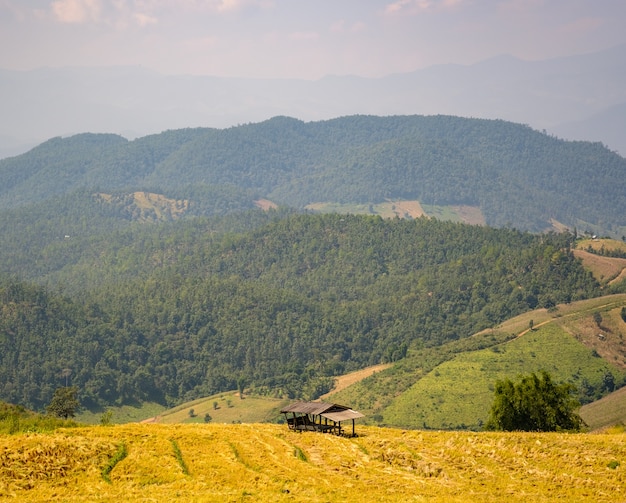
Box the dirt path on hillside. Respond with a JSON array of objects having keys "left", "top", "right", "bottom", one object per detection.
[{"left": 318, "top": 363, "right": 392, "bottom": 401}]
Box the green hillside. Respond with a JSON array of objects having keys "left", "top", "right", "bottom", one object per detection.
[
  {"left": 1, "top": 115, "right": 625, "bottom": 237},
  {"left": 382, "top": 324, "right": 621, "bottom": 430},
  {"left": 102, "top": 295, "right": 624, "bottom": 431},
  {"left": 580, "top": 386, "right": 626, "bottom": 430},
  {"left": 1, "top": 113, "right": 625, "bottom": 427},
  {"left": 329, "top": 295, "right": 626, "bottom": 431},
  {"left": 0, "top": 214, "right": 606, "bottom": 413}
]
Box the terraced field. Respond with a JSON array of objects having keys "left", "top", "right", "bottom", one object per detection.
[{"left": 1, "top": 424, "right": 624, "bottom": 502}]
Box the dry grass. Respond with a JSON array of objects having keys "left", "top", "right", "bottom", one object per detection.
[
  {"left": 303, "top": 200, "right": 487, "bottom": 225},
  {"left": 579, "top": 239, "right": 626, "bottom": 254},
  {"left": 1, "top": 424, "right": 624, "bottom": 502},
  {"left": 318, "top": 363, "right": 392, "bottom": 401},
  {"left": 581, "top": 386, "right": 626, "bottom": 430},
  {"left": 449, "top": 205, "right": 486, "bottom": 225},
  {"left": 144, "top": 392, "right": 288, "bottom": 425},
  {"left": 559, "top": 303, "right": 626, "bottom": 370},
  {"left": 573, "top": 249, "right": 626, "bottom": 284},
  {"left": 254, "top": 199, "right": 278, "bottom": 211}
]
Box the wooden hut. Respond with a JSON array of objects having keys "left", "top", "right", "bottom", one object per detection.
[{"left": 280, "top": 401, "right": 364, "bottom": 436}]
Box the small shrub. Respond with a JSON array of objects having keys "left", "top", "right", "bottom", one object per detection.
[
  {"left": 593, "top": 311, "right": 603, "bottom": 327},
  {"left": 100, "top": 410, "right": 113, "bottom": 426},
  {"left": 607, "top": 460, "right": 620, "bottom": 470},
  {"left": 102, "top": 443, "right": 128, "bottom": 483}
]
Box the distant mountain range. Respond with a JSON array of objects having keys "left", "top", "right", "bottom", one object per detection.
[
  {"left": 0, "top": 115, "right": 624, "bottom": 239},
  {"left": 1, "top": 44, "right": 625, "bottom": 158}
]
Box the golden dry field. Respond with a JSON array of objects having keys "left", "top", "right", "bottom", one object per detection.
[{"left": 1, "top": 423, "right": 625, "bottom": 502}]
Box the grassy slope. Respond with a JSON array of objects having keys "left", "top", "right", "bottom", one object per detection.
[
  {"left": 1, "top": 423, "right": 625, "bottom": 502},
  {"left": 150, "top": 392, "right": 289, "bottom": 425},
  {"left": 382, "top": 323, "right": 620, "bottom": 430},
  {"left": 581, "top": 386, "right": 626, "bottom": 430},
  {"left": 330, "top": 295, "right": 626, "bottom": 431}
]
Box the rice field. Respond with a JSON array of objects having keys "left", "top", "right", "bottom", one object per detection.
[{"left": 1, "top": 423, "right": 624, "bottom": 502}]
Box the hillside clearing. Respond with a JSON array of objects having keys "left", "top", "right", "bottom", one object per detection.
[
  {"left": 95, "top": 191, "right": 189, "bottom": 221},
  {"left": 573, "top": 249, "right": 626, "bottom": 284},
  {"left": 318, "top": 363, "right": 392, "bottom": 401},
  {"left": 1, "top": 424, "right": 624, "bottom": 502},
  {"left": 148, "top": 392, "right": 288, "bottom": 425}
]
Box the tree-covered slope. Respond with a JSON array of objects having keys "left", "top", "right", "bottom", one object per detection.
[
  {"left": 0, "top": 189, "right": 261, "bottom": 281},
  {"left": 1, "top": 115, "right": 624, "bottom": 236},
  {"left": 0, "top": 214, "right": 602, "bottom": 411}
]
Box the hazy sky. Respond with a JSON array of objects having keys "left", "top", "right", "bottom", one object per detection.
[{"left": 1, "top": 0, "right": 625, "bottom": 79}]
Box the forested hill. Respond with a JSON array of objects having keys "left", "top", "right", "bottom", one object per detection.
[
  {"left": 0, "top": 115, "right": 624, "bottom": 237},
  {"left": 0, "top": 214, "right": 604, "bottom": 410}
]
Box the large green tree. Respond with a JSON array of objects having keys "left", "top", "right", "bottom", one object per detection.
[
  {"left": 46, "top": 387, "right": 80, "bottom": 419},
  {"left": 485, "top": 371, "right": 584, "bottom": 432}
]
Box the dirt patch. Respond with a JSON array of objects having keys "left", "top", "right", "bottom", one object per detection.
[
  {"left": 450, "top": 205, "right": 485, "bottom": 225},
  {"left": 254, "top": 199, "right": 278, "bottom": 211},
  {"left": 387, "top": 200, "right": 426, "bottom": 219},
  {"left": 319, "top": 363, "right": 392, "bottom": 401},
  {"left": 562, "top": 307, "right": 626, "bottom": 370}
]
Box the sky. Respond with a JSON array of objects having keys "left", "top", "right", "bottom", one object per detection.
[{"left": 1, "top": 0, "right": 625, "bottom": 79}]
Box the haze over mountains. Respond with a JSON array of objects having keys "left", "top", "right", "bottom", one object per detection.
[{"left": 1, "top": 44, "right": 625, "bottom": 159}]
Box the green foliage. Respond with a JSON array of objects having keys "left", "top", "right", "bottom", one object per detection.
[
  {"left": 0, "top": 214, "right": 603, "bottom": 410},
  {"left": 46, "top": 387, "right": 80, "bottom": 419},
  {"left": 100, "top": 410, "right": 113, "bottom": 426},
  {"left": 0, "top": 401, "right": 79, "bottom": 434},
  {"left": 294, "top": 446, "right": 308, "bottom": 462},
  {"left": 171, "top": 439, "right": 190, "bottom": 475},
  {"left": 593, "top": 311, "right": 603, "bottom": 327},
  {"left": 101, "top": 442, "right": 128, "bottom": 483},
  {"left": 485, "top": 371, "right": 584, "bottom": 432},
  {"left": 1, "top": 115, "right": 624, "bottom": 236}
]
